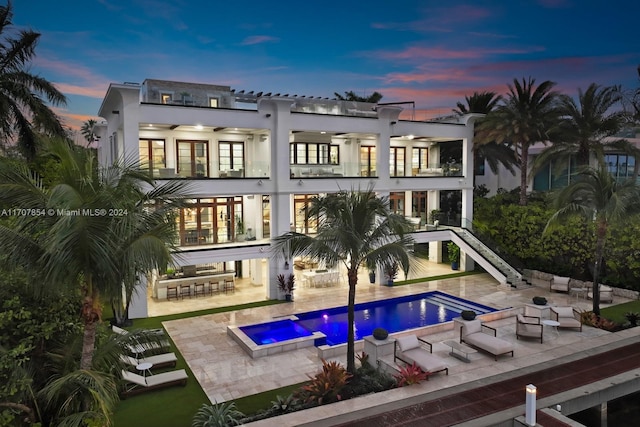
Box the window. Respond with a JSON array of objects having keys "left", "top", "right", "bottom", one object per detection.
[
  {"left": 412, "top": 147, "right": 429, "bottom": 175},
  {"left": 177, "top": 140, "right": 208, "bottom": 177},
  {"left": 606, "top": 153, "right": 636, "bottom": 182},
  {"left": 161, "top": 93, "right": 172, "bottom": 104},
  {"left": 209, "top": 97, "right": 219, "bottom": 108},
  {"left": 390, "top": 147, "right": 405, "bottom": 177},
  {"left": 533, "top": 157, "right": 575, "bottom": 191},
  {"left": 262, "top": 195, "right": 270, "bottom": 238},
  {"left": 290, "top": 143, "right": 337, "bottom": 165},
  {"left": 360, "top": 146, "right": 376, "bottom": 177},
  {"left": 219, "top": 141, "right": 244, "bottom": 175},
  {"left": 139, "top": 139, "right": 166, "bottom": 176},
  {"left": 390, "top": 192, "right": 405, "bottom": 215},
  {"left": 293, "top": 194, "right": 318, "bottom": 234},
  {"left": 178, "top": 197, "right": 243, "bottom": 246},
  {"left": 412, "top": 191, "right": 427, "bottom": 223}
]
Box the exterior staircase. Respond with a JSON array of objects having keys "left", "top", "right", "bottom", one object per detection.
[{"left": 454, "top": 228, "right": 530, "bottom": 289}]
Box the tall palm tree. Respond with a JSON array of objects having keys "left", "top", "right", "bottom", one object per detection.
[
  {"left": 271, "top": 188, "right": 414, "bottom": 374},
  {"left": 0, "top": 139, "right": 188, "bottom": 369},
  {"left": 533, "top": 83, "right": 639, "bottom": 179},
  {"left": 453, "top": 91, "right": 517, "bottom": 177},
  {"left": 547, "top": 166, "right": 640, "bottom": 315},
  {"left": 476, "top": 78, "right": 561, "bottom": 205},
  {"left": 80, "top": 119, "right": 98, "bottom": 146},
  {"left": 0, "top": 2, "right": 67, "bottom": 160}
]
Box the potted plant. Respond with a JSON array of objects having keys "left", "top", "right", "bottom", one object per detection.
[
  {"left": 235, "top": 215, "right": 245, "bottom": 241},
  {"left": 447, "top": 242, "right": 460, "bottom": 270},
  {"left": 277, "top": 273, "right": 295, "bottom": 301},
  {"left": 429, "top": 209, "right": 441, "bottom": 226},
  {"left": 367, "top": 261, "right": 376, "bottom": 284},
  {"left": 384, "top": 262, "right": 398, "bottom": 286}
]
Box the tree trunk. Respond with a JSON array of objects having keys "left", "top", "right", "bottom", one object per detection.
[
  {"left": 346, "top": 269, "right": 358, "bottom": 375},
  {"left": 591, "top": 220, "right": 607, "bottom": 316},
  {"left": 519, "top": 144, "right": 529, "bottom": 206},
  {"left": 80, "top": 319, "right": 98, "bottom": 370}
]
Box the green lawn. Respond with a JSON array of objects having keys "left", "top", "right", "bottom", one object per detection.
[{"left": 601, "top": 299, "right": 640, "bottom": 324}]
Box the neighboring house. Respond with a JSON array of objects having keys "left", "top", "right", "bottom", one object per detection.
[
  {"left": 475, "top": 130, "right": 640, "bottom": 196},
  {"left": 96, "top": 79, "right": 480, "bottom": 316}
]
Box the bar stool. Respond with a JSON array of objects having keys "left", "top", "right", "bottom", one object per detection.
[
  {"left": 224, "top": 278, "right": 235, "bottom": 294},
  {"left": 209, "top": 280, "right": 220, "bottom": 295},
  {"left": 179, "top": 284, "right": 192, "bottom": 299},
  {"left": 166, "top": 285, "right": 178, "bottom": 301},
  {"left": 194, "top": 282, "right": 206, "bottom": 297}
]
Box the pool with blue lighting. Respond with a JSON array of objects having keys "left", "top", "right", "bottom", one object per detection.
[{"left": 239, "top": 291, "right": 496, "bottom": 347}]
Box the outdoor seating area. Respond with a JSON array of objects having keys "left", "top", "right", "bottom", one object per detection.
[
  {"left": 515, "top": 314, "right": 544, "bottom": 343},
  {"left": 550, "top": 306, "right": 583, "bottom": 331},
  {"left": 120, "top": 369, "right": 188, "bottom": 397},
  {"left": 458, "top": 319, "right": 515, "bottom": 361},
  {"left": 302, "top": 270, "right": 341, "bottom": 288}
]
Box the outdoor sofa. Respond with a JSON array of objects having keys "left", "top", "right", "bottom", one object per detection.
[
  {"left": 459, "top": 319, "right": 514, "bottom": 361},
  {"left": 550, "top": 307, "right": 582, "bottom": 332}
]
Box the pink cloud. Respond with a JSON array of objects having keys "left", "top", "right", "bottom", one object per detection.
[
  {"left": 53, "top": 83, "right": 106, "bottom": 99},
  {"left": 33, "top": 57, "right": 111, "bottom": 99},
  {"left": 370, "top": 45, "right": 545, "bottom": 62},
  {"left": 241, "top": 35, "right": 279, "bottom": 46}
]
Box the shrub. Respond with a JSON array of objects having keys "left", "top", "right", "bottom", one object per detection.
[
  {"left": 300, "top": 359, "right": 352, "bottom": 405},
  {"left": 191, "top": 401, "right": 245, "bottom": 427},
  {"left": 394, "top": 363, "right": 430, "bottom": 387},
  {"left": 624, "top": 312, "right": 640, "bottom": 327},
  {"left": 580, "top": 311, "right": 622, "bottom": 332},
  {"left": 269, "top": 394, "right": 301, "bottom": 415}
]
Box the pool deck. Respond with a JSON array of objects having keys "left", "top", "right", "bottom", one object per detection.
[{"left": 162, "top": 266, "right": 631, "bottom": 408}]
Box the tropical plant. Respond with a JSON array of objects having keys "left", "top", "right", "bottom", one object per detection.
[
  {"left": 334, "top": 90, "right": 383, "bottom": 103},
  {"left": 547, "top": 166, "right": 640, "bottom": 315},
  {"left": 624, "top": 312, "right": 640, "bottom": 327},
  {"left": 80, "top": 119, "right": 98, "bottom": 146},
  {"left": 300, "top": 359, "right": 351, "bottom": 405},
  {"left": 447, "top": 242, "right": 460, "bottom": 263},
  {"left": 271, "top": 187, "right": 414, "bottom": 373},
  {"left": 276, "top": 273, "right": 295, "bottom": 295},
  {"left": 476, "top": 77, "right": 561, "bottom": 205},
  {"left": 269, "top": 394, "right": 300, "bottom": 415},
  {"left": 394, "top": 362, "right": 430, "bottom": 386},
  {"left": 191, "top": 401, "right": 245, "bottom": 427},
  {"left": 0, "top": 2, "right": 67, "bottom": 160},
  {"left": 0, "top": 139, "right": 189, "bottom": 369},
  {"left": 532, "top": 83, "right": 639, "bottom": 180}
]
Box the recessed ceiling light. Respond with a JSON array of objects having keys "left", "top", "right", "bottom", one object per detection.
[
  {"left": 320, "top": 131, "right": 326, "bottom": 134},
  {"left": 195, "top": 125, "right": 203, "bottom": 130}
]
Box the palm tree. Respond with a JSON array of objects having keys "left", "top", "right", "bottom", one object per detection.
[
  {"left": 334, "top": 90, "right": 383, "bottom": 103},
  {"left": 80, "top": 119, "right": 98, "bottom": 146},
  {"left": 476, "top": 78, "right": 561, "bottom": 205},
  {"left": 453, "top": 91, "right": 517, "bottom": 177},
  {"left": 271, "top": 187, "right": 414, "bottom": 374},
  {"left": 547, "top": 166, "right": 640, "bottom": 315},
  {"left": 0, "top": 139, "right": 188, "bottom": 369},
  {"left": 533, "top": 83, "right": 639, "bottom": 180},
  {"left": 0, "top": 2, "right": 67, "bottom": 160}
]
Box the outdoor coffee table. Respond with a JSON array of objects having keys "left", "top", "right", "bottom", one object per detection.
[
  {"left": 443, "top": 340, "right": 477, "bottom": 363},
  {"left": 542, "top": 319, "right": 561, "bottom": 339}
]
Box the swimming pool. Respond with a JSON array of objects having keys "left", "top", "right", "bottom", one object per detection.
[{"left": 239, "top": 291, "right": 496, "bottom": 347}]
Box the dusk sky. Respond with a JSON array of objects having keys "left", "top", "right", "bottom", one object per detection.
[{"left": 16, "top": 0, "right": 640, "bottom": 133}]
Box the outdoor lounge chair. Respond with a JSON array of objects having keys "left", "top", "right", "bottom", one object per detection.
[
  {"left": 587, "top": 283, "right": 613, "bottom": 303},
  {"left": 113, "top": 325, "right": 171, "bottom": 354},
  {"left": 120, "top": 369, "right": 188, "bottom": 397},
  {"left": 394, "top": 335, "right": 448, "bottom": 376},
  {"left": 516, "top": 314, "right": 543, "bottom": 343},
  {"left": 459, "top": 319, "right": 514, "bottom": 361},
  {"left": 550, "top": 275, "right": 570, "bottom": 293},
  {"left": 550, "top": 307, "right": 582, "bottom": 332},
  {"left": 120, "top": 353, "right": 178, "bottom": 369}
]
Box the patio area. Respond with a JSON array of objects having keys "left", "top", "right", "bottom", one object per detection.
[{"left": 162, "top": 265, "right": 632, "bottom": 407}]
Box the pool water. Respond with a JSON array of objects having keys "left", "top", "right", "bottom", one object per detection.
[{"left": 240, "top": 291, "right": 496, "bottom": 347}]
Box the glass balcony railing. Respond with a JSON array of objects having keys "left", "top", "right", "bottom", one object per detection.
[{"left": 290, "top": 162, "right": 377, "bottom": 178}]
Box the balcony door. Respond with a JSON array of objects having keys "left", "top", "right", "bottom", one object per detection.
[
  {"left": 360, "top": 146, "right": 376, "bottom": 177},
  {"left": 293, "top": 194, "right": 318, "bottom": 234},
  {"left": 177, "top": 140, "right": 208, "bottom": 177},
  {"left": 219, "top": 141, "right": 244, "bottom": 176},
  {"left": 412, "top": 191, "right": 427, "bottom": 224}
]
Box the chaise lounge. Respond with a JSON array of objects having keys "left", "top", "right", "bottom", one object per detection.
[
  {"left": 120, "top": 369, "right": 188, "bottom": 397},
  {"left": 459, "top": 319, "right": 514, "bottom": 361},
  {"left": 394, "top": 335, "right": 449, "bottom": 376},
  {"left": 120, "top": 353, "right": 178, "bottom": 369},
  {"left": 515, "top": 314, "right": 543, "bottom": 343}
]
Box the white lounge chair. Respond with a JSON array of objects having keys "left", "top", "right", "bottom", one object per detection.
[
  {"left": 550, "top": 307, "right": 582, "bottom": 332},
  {"left": 516, "top": 314, "right": 543, "bottom": 343},
  {"left": 120, "top": 369, "right": 188, "bottom": 397},
  {"left": 459, "top": 319, "right": 514, "bottom": 361},
  {"left": 394, "top": 335, "right": 448, "bottom": 376},
  {"left": 550, "top": 275, "right": 570, "bottom": 293},
  {"left": 120, "top": 353, "right": 178, "bottom": 369}
]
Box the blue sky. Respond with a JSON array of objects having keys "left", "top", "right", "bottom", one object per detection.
[{"left": 16, "top": 0, "right": 640, "bottom": 131}]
